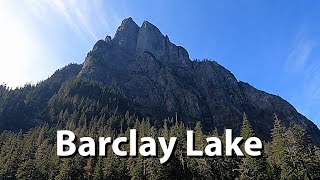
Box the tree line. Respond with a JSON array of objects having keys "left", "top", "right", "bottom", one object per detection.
[{"left": 0, "top": 112, "right": 319, "bottom": 180}]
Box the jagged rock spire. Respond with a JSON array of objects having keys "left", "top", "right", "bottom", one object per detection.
[
  {"left": 112, "top": 17, "right": 139, "bottom": 52},
  {"left": 110, "top": 17, "right": 190, "bottom": 64}
]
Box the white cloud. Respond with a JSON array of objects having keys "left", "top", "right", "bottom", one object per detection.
[
  {"left": 50, "top": 0, "right": 98, "bottom": 39},
  {"left": 297, "top": 62, "right": 320, "bottom": 127},
  {"left": 303, "top": 62, "right": 320, "bottom": 104},
  {"left": 23, "top": 0, "right": 123, "bottom": 40},
  {"left": 283, "top": 31, "right": 320, "bottom": 125},
  {"left": 286, "top": 38, "right": 314, "bottom": 72}
]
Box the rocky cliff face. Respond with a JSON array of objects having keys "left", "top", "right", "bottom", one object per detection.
[{"left": 79, "top": 17, "right": 320, "bottom": 145}]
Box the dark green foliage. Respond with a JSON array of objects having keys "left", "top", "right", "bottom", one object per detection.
[
  {"left": 264, "top": 115, "right": 320, "bottom": 180},
  {"left": 0, "top": 112, "right": 319, "bottom": 179},
  {"left": 0, "top": 73, "right": 319, "bottom": 179},
  {"left": 238, "top": 113, "right": 268, "bottom": 180},
  {"left": 0, "top": 66, "right": 134, "bottom": 133},
  {"left": 0, "top": 64, "right": 82, "bottom": 131}
]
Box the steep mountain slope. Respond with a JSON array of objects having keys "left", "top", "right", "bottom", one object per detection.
[
  {"left": 78, "top": 17, "right": 320, "bottom": 145},
  {"left": 0, "top": 64, "right": 82, "bottom": 131}
]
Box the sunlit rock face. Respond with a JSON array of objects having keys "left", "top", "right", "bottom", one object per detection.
[{"left": 79, "top": 17, "right": 320, "bottom": 145}]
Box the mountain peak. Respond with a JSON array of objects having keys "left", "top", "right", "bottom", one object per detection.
[
  {"left": 105, "top": 18, "right": 190, "bottom": 64},
  {"left": 118, "top": 17, "right": 138, "bottom": 31},
  {"left": 141, "top": 20, "right": 158, "bottom": 30},
  {"left": 137, "top": 20, "right": 190, "bottom": 64},
  {"left": 112, "top": 17, "right": 139, "bottom": 52}
]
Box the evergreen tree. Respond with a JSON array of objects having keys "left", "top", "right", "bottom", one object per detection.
[
  {"left": 93, "top": 157, "right": 104, "bottom": 180},
  {"left": 238, "top": 113, "right": 267, "bottom": 180},
  {"left": 269, "top": 113, "right": 286, "bottom": 179},
  {"left": 281, "top": 124, "right": 320, "bottom": 179}
]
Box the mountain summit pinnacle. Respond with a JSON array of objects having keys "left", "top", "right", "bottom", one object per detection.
[
  {"left": 112, "top": 17, "right": 139, "bottom": 52},
  {"left": 108, "top": 17, "right": 190, "bottom": 64}
]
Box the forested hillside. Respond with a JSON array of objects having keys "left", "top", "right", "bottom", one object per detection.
[
  {"left": 1, "top": 112, "right": 319, "bottom": 179},
  {"left": 0, "top": 64, "right": 82, "bottom": 131}
]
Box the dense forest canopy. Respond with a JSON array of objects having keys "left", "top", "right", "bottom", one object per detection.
[{"left": 0, "top": 111, "right": 319, "bottom": 179}]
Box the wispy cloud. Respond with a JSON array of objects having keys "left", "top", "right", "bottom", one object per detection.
[
  {"left": 285, "top": 37, "right": 314, "bottom": 72},
  {"left": 50, "top": 0, "right": 99, "bottom": 39},
  {"left": 298, "top": 61, "right": 320, "bottom": 127},
  {"left": 285, "top": 32, "right": 320, "bottom": 125},
  {"left": 303, "top": 62, "right": 320, "bottom": 104},
  {"left": 23, "top": 0, "right": 123, "bottom": 40}
]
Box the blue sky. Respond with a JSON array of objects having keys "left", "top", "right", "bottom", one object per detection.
[{"left": 0, "top": 0, "right": 319, "bottom": 127}]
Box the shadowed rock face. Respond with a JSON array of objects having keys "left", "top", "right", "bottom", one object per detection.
[
  {"left": 112, "top": 17, "right": 139, "bottom": 53},
  {"left": 79, "top": 17, "right": 320, "bottom": 145}
]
